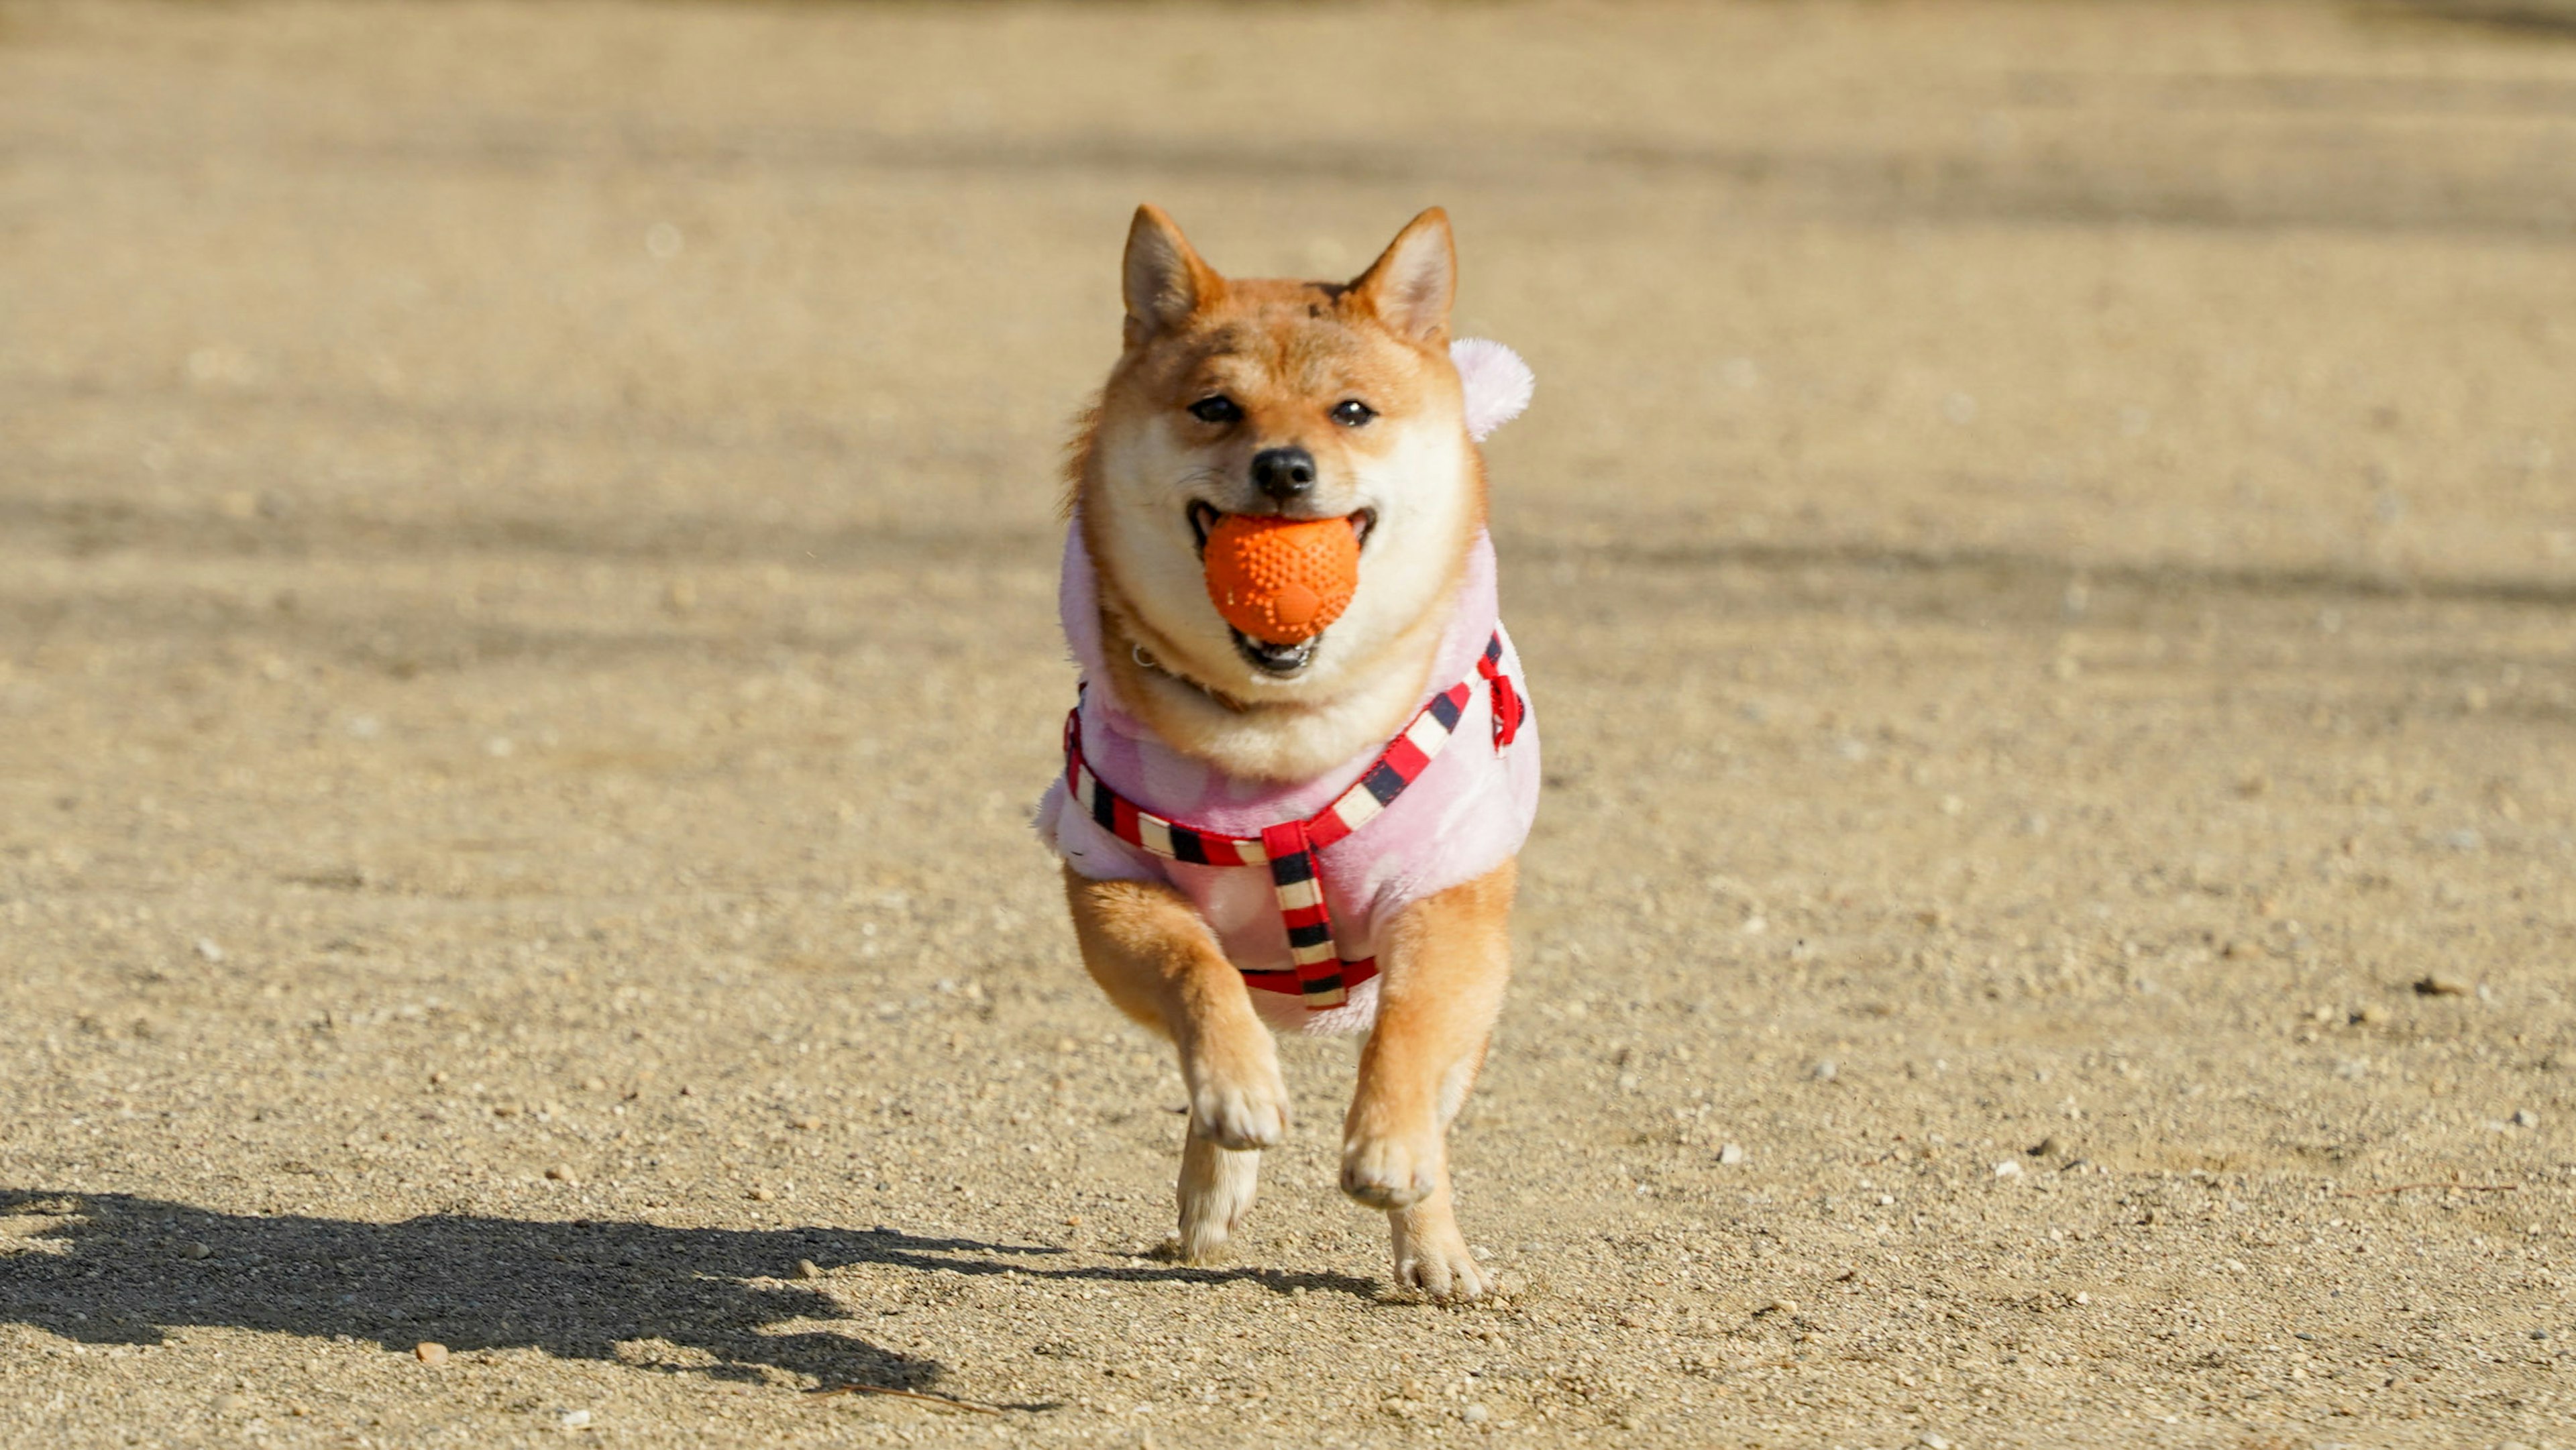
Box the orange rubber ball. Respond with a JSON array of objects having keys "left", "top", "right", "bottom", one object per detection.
[{"left": 1202, "top": 513, "right": 1362, "bottom": 645}]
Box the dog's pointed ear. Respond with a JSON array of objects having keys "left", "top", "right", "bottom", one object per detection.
[
  {"left": 1351, "top": 208, "right": 1456, "bottom": 345},
  {"left": 1122, "top": 205, "right": 1220, "bottom": 347}
]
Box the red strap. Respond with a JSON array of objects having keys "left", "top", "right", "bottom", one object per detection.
[{"left": 1259, "top": 821, "right": 1348, "bottom": 1007}]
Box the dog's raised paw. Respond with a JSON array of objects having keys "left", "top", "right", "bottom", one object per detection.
[
  {"left": 1340, "top": 1131, "right": 1439, "bottom": 1210},
  {"left": 1189, "top": 1077, "right": 1287, "bottom": 1150}
]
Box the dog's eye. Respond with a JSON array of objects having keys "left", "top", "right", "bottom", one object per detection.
[
  {"left": 1188, "top": 396, "right": 1243, "bottom": 425},
  {"left": 1330, "top": 400, "right": 1377, "bottom": 427}
]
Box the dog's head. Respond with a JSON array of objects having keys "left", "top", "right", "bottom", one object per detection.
[{"left": 1075, "top": 206, "right": 1481, "bottom": 704}]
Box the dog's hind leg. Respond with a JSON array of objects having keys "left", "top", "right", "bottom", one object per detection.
[
  {"left": 1339, "top": 860, "right": 1516, "bottom": 1302},
  {"left": 1063, "top": 869, "right": 1287, "bottom": 1262}
]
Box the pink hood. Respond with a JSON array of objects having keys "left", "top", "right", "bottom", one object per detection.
[{"left": 1035, "top": 521, "right": 1542, "bottom": 1034}]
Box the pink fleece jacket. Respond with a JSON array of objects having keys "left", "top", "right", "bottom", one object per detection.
[{"left": 1034, "top": 522, "right": 1542, "bottom": 1034}]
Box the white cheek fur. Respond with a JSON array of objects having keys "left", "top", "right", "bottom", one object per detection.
[
  {"left": 1305, "top": 423, "right": 1472, "bottom": 683},
  {"left": 1090, "top": 420, "right": 1236, "bottom": 665}
]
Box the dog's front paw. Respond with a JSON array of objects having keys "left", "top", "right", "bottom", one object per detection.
[
  {"left": 1175, "top": 1132, "right": 1261, "bottom": 1264},
  {"left": 1340, "top": 1130, "right": 1440, "bottom": 1210},
  {"left": 1187, "top": 1053, "right": 1289, "bottom": 1150},
  {"left": 1391, "top": 1213, "right": 1490, "bottom": 1303}
]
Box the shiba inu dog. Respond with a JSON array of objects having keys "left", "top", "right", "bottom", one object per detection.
[{"left": 1036, "top": 206, "right": 1539, "bottom": 1300}]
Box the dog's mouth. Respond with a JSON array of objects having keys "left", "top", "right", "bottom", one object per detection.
[
  {"left": 1187, "top": 503, "right": 1373, "bottom": 679},
  {"left": 1228, "top": 628, "right": 1316, "bottom": 676},
  {"left": 1186, "top": 502, "right": 1376, "bottom": 554}
]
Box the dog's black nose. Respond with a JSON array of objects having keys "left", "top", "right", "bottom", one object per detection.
[{"left": 1250, "top": 447, "right": 1316, "bottom": 502}]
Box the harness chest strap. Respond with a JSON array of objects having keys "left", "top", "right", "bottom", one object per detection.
[{"left": 1065, "top": 632, "right": 1521, "bottom": 1011}]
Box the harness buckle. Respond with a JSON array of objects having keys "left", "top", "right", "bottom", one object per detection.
[{"left": 1476, "top": 653, "right": 1523, "bottom": 751}]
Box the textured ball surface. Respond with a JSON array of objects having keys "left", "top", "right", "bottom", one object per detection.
[{"left": 1202, "top": 514, "right": 1362, "bottom": 644}]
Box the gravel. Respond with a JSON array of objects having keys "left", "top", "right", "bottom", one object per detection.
[{"left": 2, "top": 3, "right": 2570, "bottom": 1447}]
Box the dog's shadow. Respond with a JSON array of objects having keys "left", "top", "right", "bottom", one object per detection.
[{"left": 0, "top": 1188, "right": 1375, "bottom": 1395}]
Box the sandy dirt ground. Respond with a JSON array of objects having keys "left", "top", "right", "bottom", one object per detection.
[{"left": 5, "top": 1, "right": 2576, "bottom": 1445}]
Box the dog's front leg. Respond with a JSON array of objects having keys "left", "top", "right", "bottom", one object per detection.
[
  {"left": 1063, "top": 869, "right": 1287, "bottom": 1262},
  {"left": 1340, "top": 860, "right": 1515, "bottom": 1302}
]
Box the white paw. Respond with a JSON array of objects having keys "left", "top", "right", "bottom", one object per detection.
[
  {"left": 1176, "top": 1139, "right": 1260, "bottom": 1264},
  {"left": 1340, "top": 1131, "right": 1439, "bottom": 1210},
  {"left": 1173, "top": 1219, "right": 1233, "bottom": 1265},
  {"left": 1189, "top": 1070, "right": 1288, "bottom": 1151},
  {"left": 1392, "top": 1222, "right": 1490, "bottom": 1303}
]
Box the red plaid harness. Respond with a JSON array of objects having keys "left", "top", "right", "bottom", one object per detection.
[{"left": 1065, "top": 633, "right": 1525, "bottom": 1011}]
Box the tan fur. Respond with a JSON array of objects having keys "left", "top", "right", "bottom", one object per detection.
[
  {"left": 1070, "top": 206, "right": 1485, "bottom": 783},
  {"left": 1057, "top": 207, "right": 1520, "bottom": 1300}
]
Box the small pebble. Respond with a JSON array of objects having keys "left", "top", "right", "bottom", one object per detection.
[
  {"left": 581, "top": 1077, "right": 606, "bottom": 1092},
  {"left": 795, "top": 1259, "right": 822, "bottom": 1280},
  {"left": 1812, "top": 1060, "right": 1838, "bottom": 1082},
  {"left": 1717, "top": 1143, "right": 1746, "bottom": 1166},
  {"left": 415, "top": 1341, "right": 449, "bottom": 1366},
  {"left": 216, "top": 1394, "right": 249, "bottom": 1414},
  {"left": 1993, "top": 1160, "right": 2022, "bottom": 1178},
  {"left": 180, "top": 1241, "right": 212, "bottom": 1260},
  {"left": 195, "top": 938, "right": 225, "bottom": 963},
  {"left": 545, "top": 1165, "right": 578, "bottom": 1184},
  {"left": 791, "top": 1116, "right": 823, "bottom": 1131},
  {"left": 1921, "top": 1435, "right": 1953, "bottom": 1450},
  {"left": 2414, "top": 975, "right": 2470, "bottom": 997},
  {"left": 1460, "top": 1404, "right": 1489, "bottom": 1424},
  {"left": 559, "top": 1408, "right": 592, "bottom": 1429},
  {"left": 2513, "top": 1109, "right": 2540, "bottom": 1128},
  {"left": 748, "top": 1186, "right": 774, "bottom": 1202}
]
